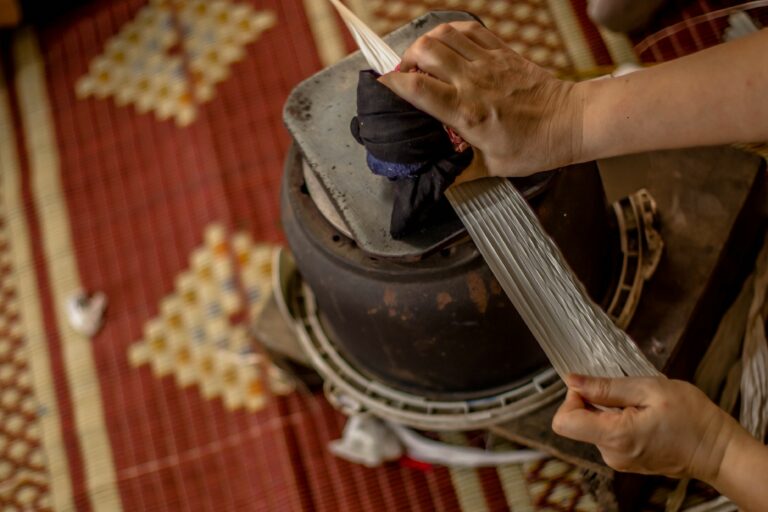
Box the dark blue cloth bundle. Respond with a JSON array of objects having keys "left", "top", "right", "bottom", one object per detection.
[{"left": 350, "top": 70, "right": 474, "bottom": 239}]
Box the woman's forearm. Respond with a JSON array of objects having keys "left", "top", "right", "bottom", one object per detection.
[
  {"left": 708, "top": 427, "right": 768, "bottom": 512},
  {"left": 577, "top": 29, "right": 768, "bottom": 163}
]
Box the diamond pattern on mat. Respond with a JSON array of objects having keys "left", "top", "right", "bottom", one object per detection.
[
  {"left": 76, "top": 0, "right": 276, "bottom": 126},
  {"left": 129, "top": 224, "right": 294, "bottom": 412},
  {"left": 0, "top": 217, "right": 52, "bottom": 511},
  {"left": 524, "top": 458, "right": 599, "bottom": 511},
  {"left": 362, "top": 0, "right": 571, "bottom": 71}
]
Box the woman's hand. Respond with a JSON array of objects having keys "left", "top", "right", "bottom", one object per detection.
[
  {"left": 552, "top": 375, "right": 741, "bottom": 482},
  {"left": 378, "top": 21, "right": 585, "bottom": 179}
]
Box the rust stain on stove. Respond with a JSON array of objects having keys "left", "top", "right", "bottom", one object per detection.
[
  {"left": 383, "top": 288, "right": 398, "bottom": 317},
  {"left": 383, "top": 288, "right": 397, "bottom": 306},
  {"left": 466, "top": 271, "right": 488, "bottom": 314},
  {"left": 436, "top": 292, "right": 453, "bottom": 311}
]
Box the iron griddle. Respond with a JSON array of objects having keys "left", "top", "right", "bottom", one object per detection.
[{"left": 283, "top": 11, "right": 475, "bottom": 260}]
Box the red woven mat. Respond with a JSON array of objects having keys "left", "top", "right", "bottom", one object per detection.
[
  {"left": 631, "top": 0, "right": 768, "bottom": 61},
  {"left": 0, "top": 0, "right": 758, "bottom": 510}
]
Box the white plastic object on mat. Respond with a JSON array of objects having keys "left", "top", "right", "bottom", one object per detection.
[
  {"left": 66, "top": 289, "right": 107, "bottom": 337},
  {"left": 329, "top": 415, "right": 403, "bottom": 467}
]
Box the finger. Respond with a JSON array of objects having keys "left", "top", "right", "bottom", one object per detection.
[
  {"left": 425, "top": 23, "right": 488, "bottom": 61},
  {"left": 558, "top": 388, "right": 587, "bottom": 414},
  {"left": 399, "top": 35, "right": 467, "bottom": 84},
  {"left": 552, "top": 390, "right": 618, "bottom": 444},
  {"left": 447, "top": 21, "right": 506, "bottom": 50},
  {"left": 378, "top": 72, "right": 459, "bottom": 126},
  {"left": 566, "top": 374, "right": 650, "bottom": 408}
]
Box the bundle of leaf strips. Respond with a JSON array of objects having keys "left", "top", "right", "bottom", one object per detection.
[
  {"left": 446, "top": 180, "right": 658, "bottom": 379},
  {"left": 329, "top": 0, "right": 660, "bottom": 379}
]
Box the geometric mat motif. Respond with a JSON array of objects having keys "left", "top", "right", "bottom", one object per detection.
[
  {"left": 76, "top": 0, "right": 276, "bottom": 126},
  {"left": 524, "top": 459, "right": 598, "bottom": 511},
  {"left": 0, "top": 213, "right": 52, "bottom": 510},
  {"left": 361, "top": 0, "right": 572, "bottom": 71},
  {"left": 129, "top": 224, "right": 294, "bottom": 412}
]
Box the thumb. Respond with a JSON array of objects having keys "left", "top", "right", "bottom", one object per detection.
[
  {"left": 378, "top": 72, "right": 458, "bottom": 127},
  {"left": 566, "top": 374, "right": 649, "bottom": 408}
]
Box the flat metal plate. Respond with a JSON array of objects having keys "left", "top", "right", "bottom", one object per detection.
[{"left": 283, "top": 11, "right": 475, "bottom": 259}]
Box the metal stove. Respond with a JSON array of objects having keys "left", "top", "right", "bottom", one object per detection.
[
  {"left": 278, "top": 11, "right": 667, "bottom": 434},
  {"left": 281, "top": 140, "right": 661, "bottom": 431}
]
